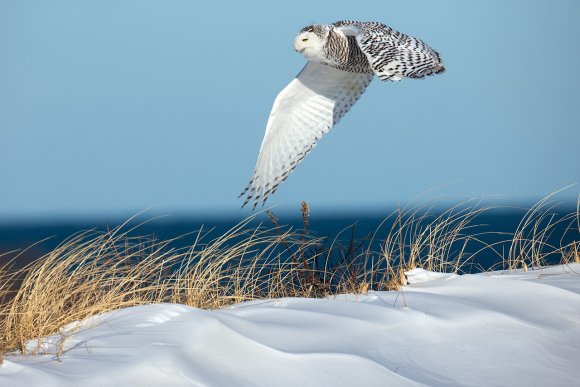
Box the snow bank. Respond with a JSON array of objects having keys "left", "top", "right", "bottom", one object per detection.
[{"left": 2, "top": 264, "right": 580, "bottom": 386}]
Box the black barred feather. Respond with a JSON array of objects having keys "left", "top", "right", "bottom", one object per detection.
[{"left": 333, "top": 20, "right": 445, "bottom": 81}]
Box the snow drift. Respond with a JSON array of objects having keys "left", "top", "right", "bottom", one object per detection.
[{"left": 2, "top": 264, "right": 580, "bottom": 386}]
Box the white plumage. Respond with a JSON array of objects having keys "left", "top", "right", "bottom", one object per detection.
[{"left": 240, "top": 21, "right": 444, "bottom": 209}]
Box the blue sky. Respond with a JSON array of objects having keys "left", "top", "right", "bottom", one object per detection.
[{"left": 1, "top": 0, "right": 579, "bottom": 220}]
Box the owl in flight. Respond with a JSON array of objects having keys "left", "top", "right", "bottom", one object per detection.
[{"left": 240, "top": 21, "right": 444, "bottom": 209}]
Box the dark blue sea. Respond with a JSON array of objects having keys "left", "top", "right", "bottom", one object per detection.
[{"left": 1, "top": 206, "right": 578, "bottom": 272}]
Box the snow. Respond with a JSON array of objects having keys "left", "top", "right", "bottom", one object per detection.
[
  {"left": 2, "top": 264, "right": 580, "bottom": 386},
  {"left": 404, "top": 267, "right": 457, "bottom": 284}
]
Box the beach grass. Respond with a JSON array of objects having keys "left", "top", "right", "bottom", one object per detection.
[{"left": 0, "top": 197, "right": 578, "bottom": 355}]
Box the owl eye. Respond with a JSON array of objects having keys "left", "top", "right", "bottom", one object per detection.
[{"left": 302, "top": 38, "right": 308, "bottom": 42}]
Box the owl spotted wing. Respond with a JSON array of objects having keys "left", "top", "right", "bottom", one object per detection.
[
  {"left": 335, "top": 21, "right": 445, "bottom": 81},
  {"left": 240, "top": 61, "right": 373, "bottom": 209}
]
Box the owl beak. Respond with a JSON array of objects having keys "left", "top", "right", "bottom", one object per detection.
[{"left": 293, "top": 41, "right": 306, "bottom": 53}]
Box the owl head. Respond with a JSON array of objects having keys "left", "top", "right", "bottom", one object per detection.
[{"left": 294, "top": 25, "right": 328, "bottom": 62}]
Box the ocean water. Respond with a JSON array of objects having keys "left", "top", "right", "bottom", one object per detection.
[{"left": 1, "top": 206, "right": 578, "bottom": 272}]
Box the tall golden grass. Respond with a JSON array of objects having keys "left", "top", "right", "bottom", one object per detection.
[{"left": 0, "top": 198, "right": 578, "bottom": 355}]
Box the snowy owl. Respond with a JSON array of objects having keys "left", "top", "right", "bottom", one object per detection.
[{"left": 240, "top": 21, "right": 444, "bottom": 209}]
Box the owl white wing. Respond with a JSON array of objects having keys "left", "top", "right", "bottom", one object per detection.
[
  {"left": 335, "top": 21, "right": 445, "bottom": 81},
  {"left": 240, "top": 61, "right": 373, "bottom": 209}
]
